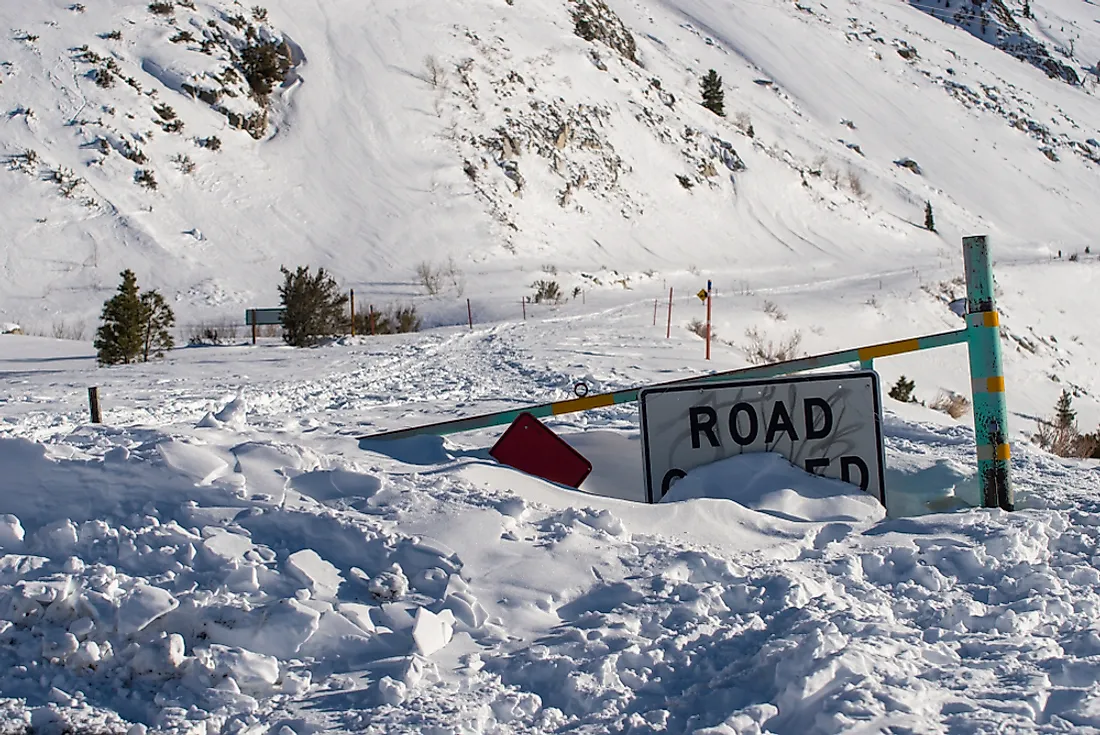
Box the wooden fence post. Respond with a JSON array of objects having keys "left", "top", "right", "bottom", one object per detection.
[{"left": 88, "top": 387, "right": 102, "bottom": 424}]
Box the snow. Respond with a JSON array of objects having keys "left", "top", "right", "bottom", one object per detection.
[
  {"left": 116, "top": 584, "right": 179, "bottom": 636},
  {"left": 1, "top": 0, "right": 1100, "bottom": 731},
  {"left": 6, "top": 284, "right": 1100, "bottom": 733},
  {"left": 285, "top": 549, "right": 343, "bottom": 600},
  {"left": 411, "top": 607, "right": 456, "bottom": 656},
  {"left": 663, "top": 452, "right": 887, "bottom": 524},
  {"left": 0, "top": 515, "right": 26, "bottom": 549}
]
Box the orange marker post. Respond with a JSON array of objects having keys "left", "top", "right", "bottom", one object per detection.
[{"left": 705, "top": 280, "right": 712, "bottom": 360}]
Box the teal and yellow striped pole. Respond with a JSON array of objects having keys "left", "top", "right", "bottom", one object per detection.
[{"left": 963, "top": 235, "right": 1012, "bottom": 510}]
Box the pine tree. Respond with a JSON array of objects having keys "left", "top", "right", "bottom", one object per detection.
[
  {"left": 924, "top": 201, "right": 936, "bottom": 232},
  {"left": 700, "top": 70, "right": 725, "bottom": 117},
  {"left": 139, "top": 289, "right": 175, "bottom": 361},
  {"left": 95, "top": 270, "right": 145, "bottom": 365},
  {"left": 1055, "top": 390, "right": 1076, "bottom": 428},
  {"left": 94, "top": 270, "right": 175, "bottom": 366},
  {"left": 1022, "top": 0, "right": 1031, "bottom": 18},
  {"left": 889, "top": 375, "right": 916, "bottom": 402},
  {"left": 279, "top": 265, "right": 349, "bottom": 347}
]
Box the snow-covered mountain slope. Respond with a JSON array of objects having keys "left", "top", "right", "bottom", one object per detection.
[{"left": 1, "top": 0, "right": 1098, "bottom": 328}]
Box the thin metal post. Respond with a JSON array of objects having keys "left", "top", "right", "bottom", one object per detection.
[
  {"left": 666, "top": 287, "right": 673, "bottom": 339},
  {"left": 963, "top": 235, "right": 1013, "bottom": 510},
  {"left": 88, "top": 387, "right": 101, "bottom": 424},
  {"left": 250, "top": 310, "right": 256, "bottom": 345},
  {"left": 653, "top": 298, "right": 658, "bottom": 326},
  {"left": 350, "top": 289, "right": 355, "bottom": 336},
  {"left": 467, "top": 298, "right": 473, "bottom": 329}
]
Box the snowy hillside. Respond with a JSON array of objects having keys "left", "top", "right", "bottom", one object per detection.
[{"left": 1, "top": 0, "right": 1098, "bottom": 329}]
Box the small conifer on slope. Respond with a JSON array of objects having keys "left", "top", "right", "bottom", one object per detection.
[{"left": 701, "top": 69, "right": 725, "bottom": 117}]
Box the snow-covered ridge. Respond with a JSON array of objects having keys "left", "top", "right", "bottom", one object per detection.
[{"left": 1, "top": 0, "right": 1098, "bottom": 327}]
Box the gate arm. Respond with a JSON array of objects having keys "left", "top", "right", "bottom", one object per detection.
[{"left": 357, "top": 328, "right": 968, "bottom": 442}]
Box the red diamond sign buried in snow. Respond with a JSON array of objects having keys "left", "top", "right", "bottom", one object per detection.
[{"left": 489, "top": 413, "right": 593, "bottom": 489}]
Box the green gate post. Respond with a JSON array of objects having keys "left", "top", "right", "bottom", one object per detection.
[{"left": 963, "top": 235, "right": 1013, "bottom": 510}]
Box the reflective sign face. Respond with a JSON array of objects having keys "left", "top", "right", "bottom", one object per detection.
[{"left": 639, "top": 371, "right": 885, "bottom": 504}]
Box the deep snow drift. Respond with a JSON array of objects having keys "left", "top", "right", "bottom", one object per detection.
[{"left": 2, "top": 282, "right": 1100, "bottom": 733}]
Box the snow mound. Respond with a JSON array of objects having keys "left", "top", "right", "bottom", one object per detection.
[
  {"left": 197, "top": 394, "right": 249, "bottom": 430},
  {"left": 662, "top": 452, "right": 886, "bottom": 524},
  {"left": 0, "top": 429, "right": 488, "bottom": 732}
]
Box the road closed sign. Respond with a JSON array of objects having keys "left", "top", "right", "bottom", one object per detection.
[{"left": 639, "top": 371, "right": 885, "bottom": 504}]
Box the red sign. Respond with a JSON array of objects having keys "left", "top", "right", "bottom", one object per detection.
[{"left": 489, "top": 413, "right": 593, "bottom": 489}]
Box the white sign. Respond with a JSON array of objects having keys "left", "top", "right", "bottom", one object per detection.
[{"left": 639, "top": 371, "right": 885, "bottom": 504}]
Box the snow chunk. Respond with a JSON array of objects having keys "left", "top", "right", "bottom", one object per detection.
[
  {"left": 411, "top": 607, "right": 455, "bottom": 656},
  {"left": 202, "top": 528, "right": 255, "bottom": 563},
  {"left": 0, "top": 514, "right": 25, "bottom": 548},
  {"left": 368, "top": 564, "right": 409, "bottom": 601},
  {"left": 214, "top": 394, "right": 249, "bottom": 429},
  {"left": 30, "top": 707, "right": 68, "bottom": 733},
  {"left": 117, "top": 584, "right": 178, "bottom": 636},
  {"left": 31, "top": 520, "right": 78, "bottom": 555},
  {"left": 198, "top": 393, "right": 251, "bottom": 426},
  {"left": 358, "top": 434, "right": 451, "bottom": 465},
  {"left": 247, "top": 598, "right": 320, "bottom": 658},
  {"left": 205, "top": 644, "right": 279, "bottom": 692},
  {"left": 443, "top": 575, "right": 488, "bottom": 629},
  {"left": 224, "top": 564, "right": 261, "bottom": 593},
  {"left": 42, "top": 630, "right": 78, "bottom": 661},
  {"left": 336, "top": 602, "right": 377, "bottom": 634},
  {"left": 0, "top": 553, "right": 48, "bottom": 584},
  {"left": 157, "top": 441, "right": 229, "bottom": 485},
  {"left": 68, "top": 617, "right": 94, "bottom": 639},
  {"left": 378, "top": 676, "right": 407, "bottom": 706},
  {"left": 492, "top": 691, "right": 543, "bottom": 724},
  {"left": 69, "top": 640, "right": 101, "bottom": 669},
  {"left": 286, "top": 549, "right": 344, "bottom": 600},
  {"left": 129, "top": 633, "right": 186, "bottom": 678},
  {"left": 574, "top": 508, "right": 628, "bottom": 537},
  {"left": 444, "top": 589, "right": 489, "bottom": 629}
]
